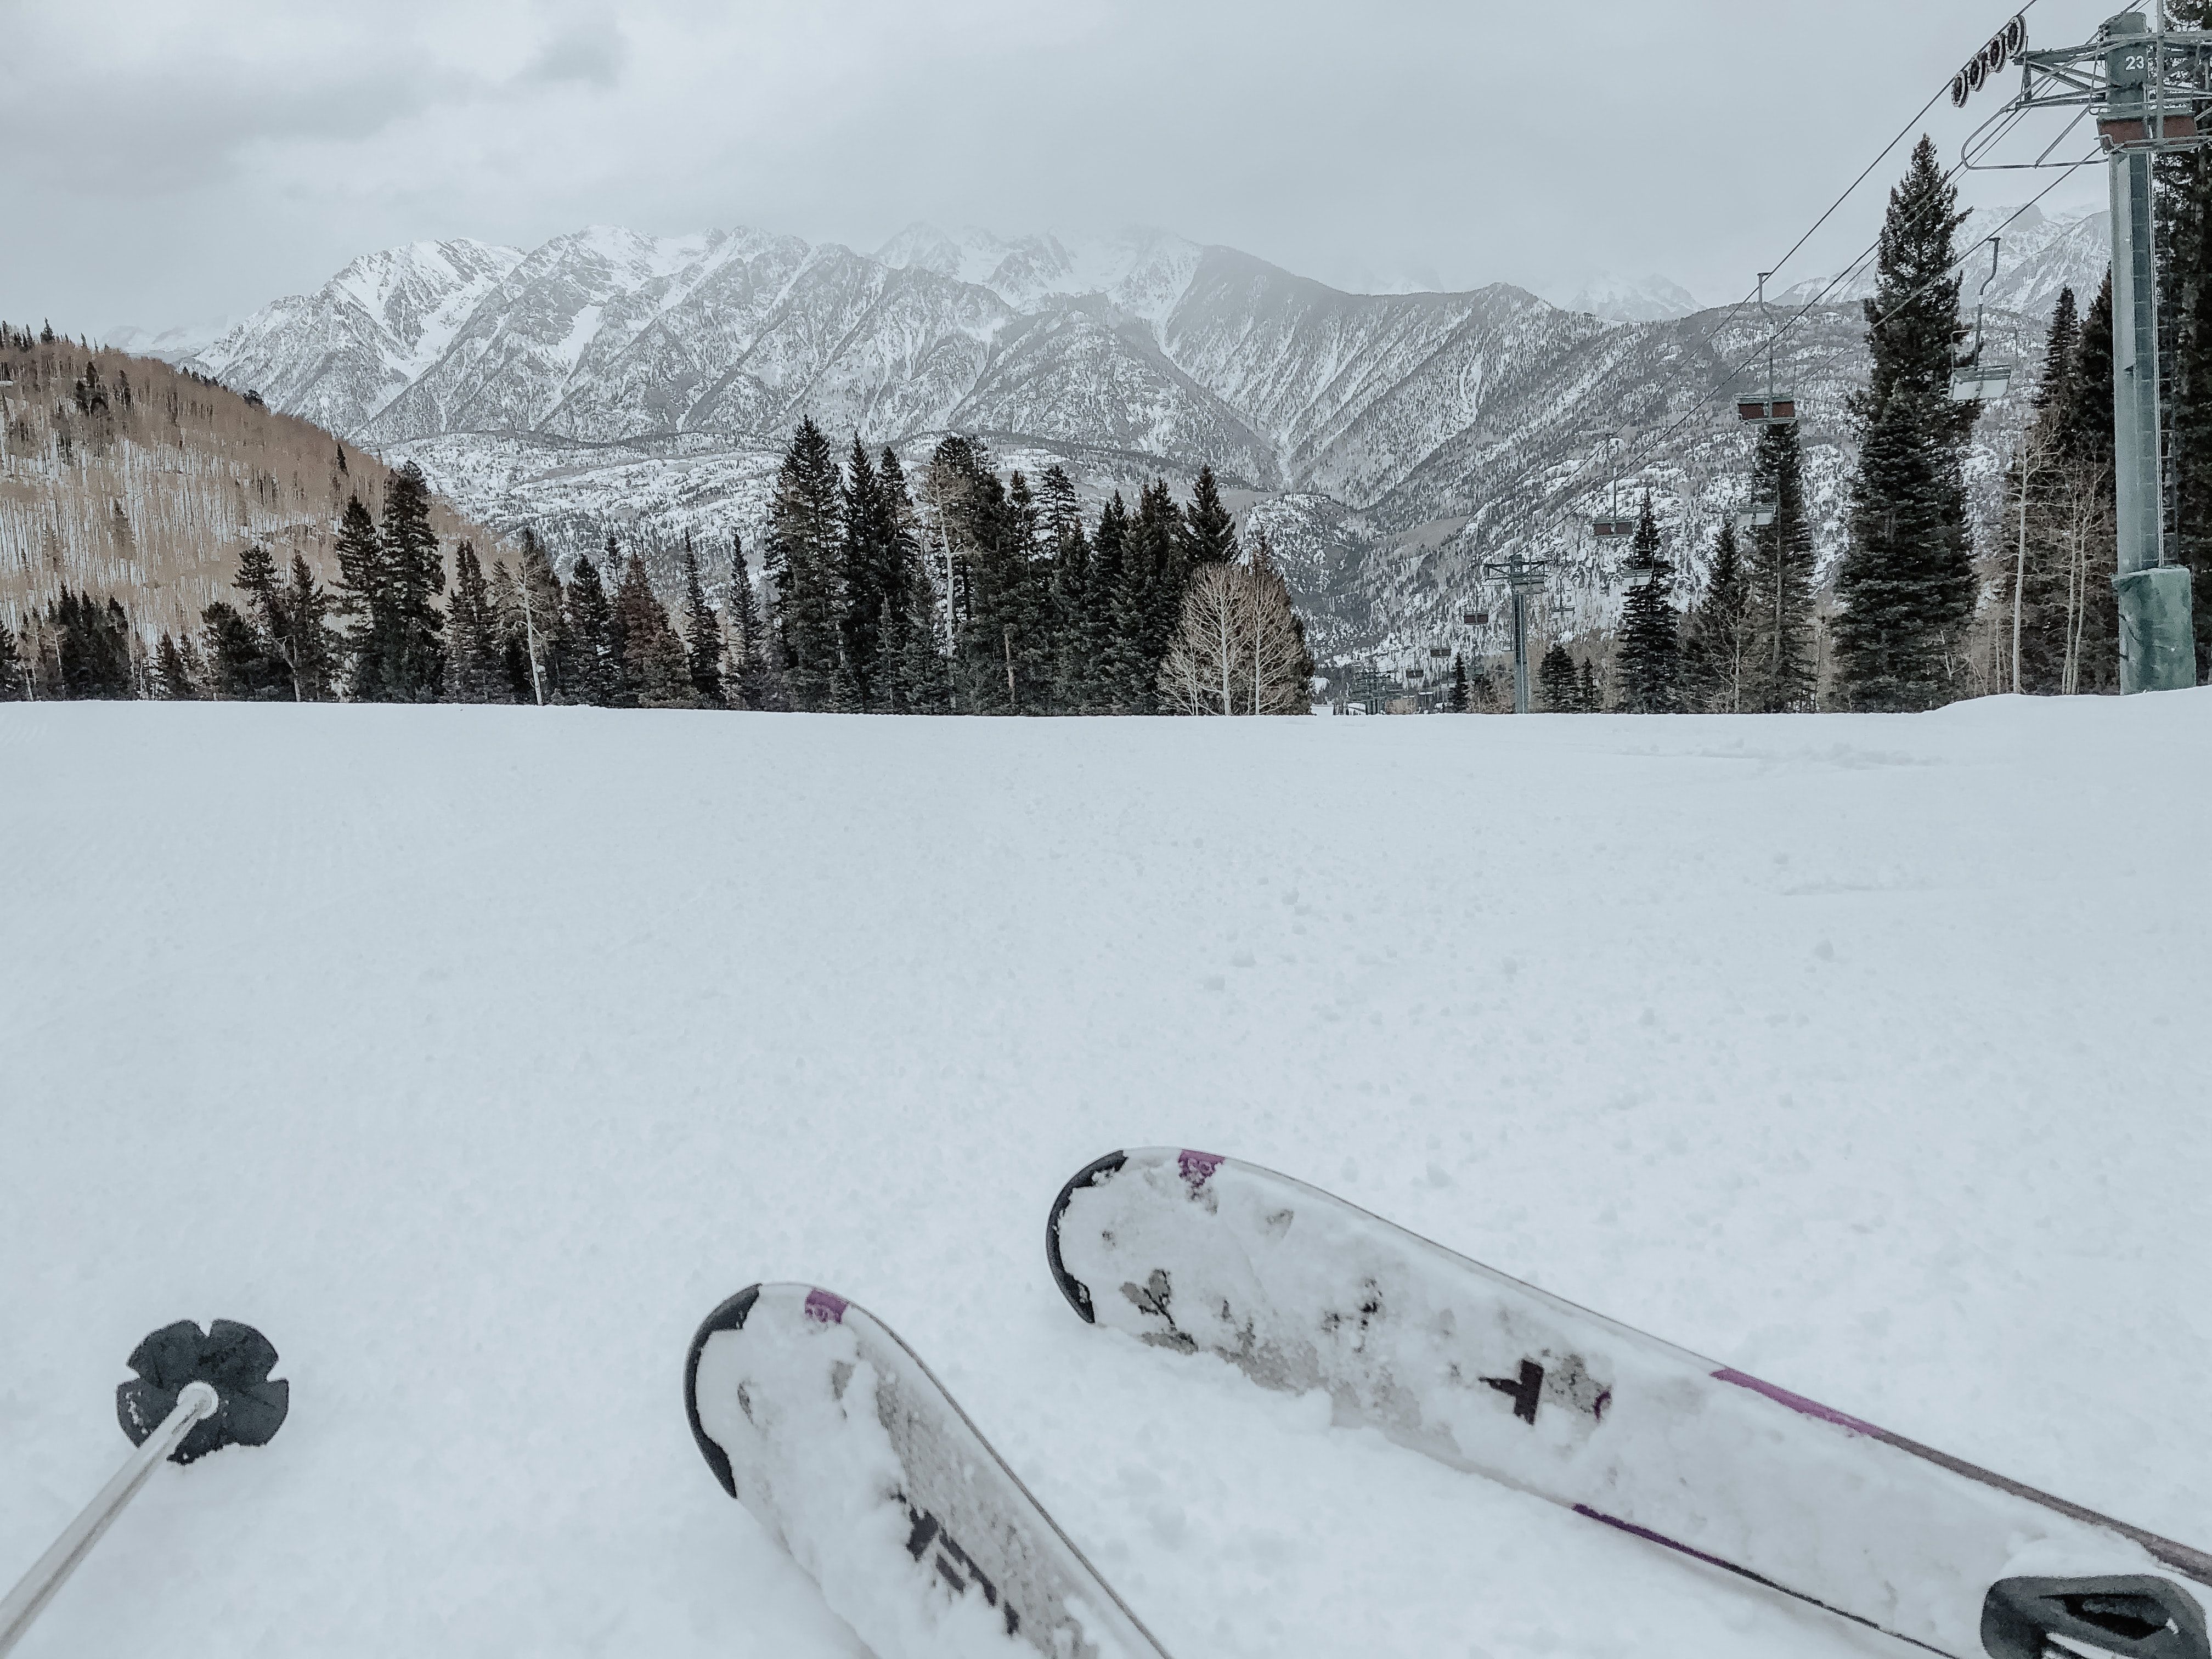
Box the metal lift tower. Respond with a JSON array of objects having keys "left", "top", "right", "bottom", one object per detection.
[
  {"left": 1480, "top": 551, "right": 1549, "bottom": 713},
  {"left": 2007, "top": 8, "right": 2209, "bottom": 691}
]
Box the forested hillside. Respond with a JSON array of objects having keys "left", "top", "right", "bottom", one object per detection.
[{"left": 0, "top": 326, "right": 508, "bottom": 647}]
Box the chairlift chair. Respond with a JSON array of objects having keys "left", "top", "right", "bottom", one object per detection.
[
  {"left": 1949, "top": 238, "right": 2016, "bottom": 403},
  {"left": 1589, "top": 430, "right": 1641, "bottom": 539},
  {"left": 1949, "top": 362, "right": 2015, "bottom": 401},
  {"left": 1734, "top": 500, "right": 1779, "bottom": 533},
  {"left": 1739, "top": 271, "right": 1799, "bottom": 426},
  {"left": 1736, "top": 394, "right": 1799, "bottom": 425},
  {"left": 1463, "top": 610, "right": 1491, "bottom": 627}
]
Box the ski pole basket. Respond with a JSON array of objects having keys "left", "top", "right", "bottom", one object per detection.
[{"left": 0, "top": 1321, "right": 287, "bottom": 1657}]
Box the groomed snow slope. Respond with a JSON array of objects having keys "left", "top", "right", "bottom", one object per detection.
[{"left": 2, "top": 697, "right": 2207, "bottom": 1659}]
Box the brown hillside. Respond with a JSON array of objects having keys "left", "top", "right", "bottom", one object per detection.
[{"left": 0, "top": 332, "right": 513, "bottom": 640}]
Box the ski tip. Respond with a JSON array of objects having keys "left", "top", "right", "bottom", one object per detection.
[
  {"left": 1045, "top": 1150, "right": 1130, "bottom": 1325},
  {"left": 683, "top": 1284, "right": 763, "bottom": 1498}
]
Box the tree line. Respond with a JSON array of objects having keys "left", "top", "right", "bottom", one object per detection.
[{"left": 0, "top": 426, "right": 1314, "bottom": 715}]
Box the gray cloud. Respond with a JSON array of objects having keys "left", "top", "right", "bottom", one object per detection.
[
  {"left": 0, "top": 0, "right": 2118, "bottom": 339},
  {"left": 520, "top": 16, "right": 628, "bottom": 89}
]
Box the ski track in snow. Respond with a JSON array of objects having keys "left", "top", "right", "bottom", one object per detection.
[{"left": 0, "top": 695, "right": 2206, "bottom": 1659}]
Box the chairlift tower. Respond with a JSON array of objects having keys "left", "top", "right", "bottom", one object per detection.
[
  {"left": 1480, "top": 551, "right": 1549, "bottom": 714},
  {"left": 2002, "top": 7, "right": 2208, "bottom": 692}
]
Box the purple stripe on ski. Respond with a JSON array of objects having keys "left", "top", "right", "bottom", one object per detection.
[
  {"left": 1572, "top": 1505, "right": 1767, "bottom": 1580},
  {"left": 1177, "top": 1150, "right": 1224, "bottom": 1190},
  {"left": 804, "top": 1289, "right": 848, "bottom": 1325},
  {"left": 1713, "top": 1368, "right": 1882, "bottom": 1437}
]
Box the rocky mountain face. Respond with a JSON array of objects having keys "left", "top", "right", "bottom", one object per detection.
[{"left": 187, "top": 213, "right": 2110, "bottom": 667}]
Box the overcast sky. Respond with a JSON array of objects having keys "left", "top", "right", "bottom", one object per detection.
[{"left": 4, "top": 0, "right": 2118, "bottom": 336}]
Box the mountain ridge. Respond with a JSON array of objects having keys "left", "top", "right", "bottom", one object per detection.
[{"left": 183, "top": 215, "right": 2109, "bottom": 664}]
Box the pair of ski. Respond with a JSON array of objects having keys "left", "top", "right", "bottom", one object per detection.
[{"left": 685, "top": 1149, "right": 2210, "bottom": 1659}]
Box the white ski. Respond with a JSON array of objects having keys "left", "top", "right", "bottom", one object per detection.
[
  {"left": 686, "top": 1283, "right": 1171, "bottom": 1659},
  {"left": 1047, "top": 1148, "right": 2209, "bottom": 1659}
]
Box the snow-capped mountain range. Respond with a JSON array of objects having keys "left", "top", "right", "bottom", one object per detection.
[{"left": 180, "top": 216, "right": 2108, "bottom": 663}]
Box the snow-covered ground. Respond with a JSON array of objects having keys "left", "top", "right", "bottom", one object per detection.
[{"left": 2, "top": 695, "right": 2207, "bottom": 1659}]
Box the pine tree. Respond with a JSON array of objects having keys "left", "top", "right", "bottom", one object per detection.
[
  {"left": 882, "top": 449, "right": 951, "bottom": 715},
  {"left": 153, "top": 633, "right": 196, "bottom": 699},
  {"left": 565, "top": 552, "right": 616, "bottom": 706},
  {"left": 836, "top": 440, "right": 898, "bottom": 709},
  {"left": 1834, "top": 378, "right": 1974, "bottom": 707},
  {"left": 1685, "top": 520, "right": 1752, "bottom": 713},
  {"left": 612, "top": 550, "right": 693, "bottom": 708},
  {"left": 274, "top": 553, "right": 340, "bottom": 702},
  {"left": 970, "top": 467, "right": 1051, "bottom": 713},
  {"left": 724, "top": 529, "right": 780, "bottom": 710},
  {"left": 765, "top": 418, "right": 843, "bottom": 709},
  {"left": 330, "top": 493, "right": 385, "bottom": 701},
  {"left": 0, "top": 614, "right": 24, "bottom": 699},
  {"left": 218, "top": 541, "right": 302, "bottom": 700},
  {"left": 1742, "top": 424, "right": 1819, "bottom": 710},
  {"left": 1449, "top": 651, "right": 1470, "bottom": 713},
  {"left": 2036, "top": 285, "right": 2082, "bottom": 416},
  {"left": 928, "top": 437, "right": 1039, "bottom": 713},
  {"left": 1080, "top": 493, "right": 1131, "bottom": 709},
  {"left": 1615, "top": 494, "right": 1681, "bottom": 713},
  {"left": 1538, "top": 640, "right": 1578, "bottom": 711},
  {"left": 177, "top": 634, "right": 209, "bottom": 701},
  {"left": 377, "top": 462, "right": 447, "bottom": 702},
  {"left": 234, "top": 542, "right": 281, "bottom": 635},
  {"left": 1038, "top": 464, "right": 1082, "bottom": 549},
  {"left": 1836, "top": 136, "right": 1977, "bottom": 710},
  {"left": 2012, "top": 276, "right": 2120, "bottom": 694},
  {"left": 1185, "top": 465, "right": 1238, "bottom": 567},
  {"left": 680, "top": 537, "right": 725, "bottom": 707},
  {"left": 1575, "top": 658, "right": 1601, "bottom": 712},
  {"left": 1046, "top": 477, "right": 1096, "bottom": 712},
  {"left": 877, "top": 448, "right": 949, "bottom": 714},
  {"left": 444, "top": 541, "right": 504, "bottom": 702},
  {"left": 1104, "top": 479, "right": 1188, "bottom": 712},
  {"left": 201, "top": 601, "right": 274, "bottom": 700}
]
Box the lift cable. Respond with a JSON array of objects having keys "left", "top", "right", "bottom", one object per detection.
[
  {"left": 1681, "top": 0, "right": 2050, "bottom": 360},
  {"left": 1549, "top": 115, "right": 2087, "bottom": 544}
]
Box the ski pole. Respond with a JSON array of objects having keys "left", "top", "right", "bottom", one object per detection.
[{"left": 0, "top": 1319, "right": 287, "bottom": 1658}]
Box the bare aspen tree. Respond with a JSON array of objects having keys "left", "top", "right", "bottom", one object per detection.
[{"left": 1158, "top": 555, "right": 1312, "bottom": 715}]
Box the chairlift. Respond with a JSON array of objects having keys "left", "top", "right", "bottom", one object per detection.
[
  {"left": 1588, "top": 430, "right": 1642, "bottom": 538},
  {"left": 1734, "top": 500, "right": 1779, "bottom": 533},
  {"left": 1949, "top": 238, "right": 2016, "bottom": 403},
  {"left": 1737, "top": 272, "right": 1799, "bottom": 426},
  {"left": 1463, "top": 609, "right": 1490, "bottom": 627},
  {"left": 1429, "top": 646, "right": 1452, "bottom": 659}
]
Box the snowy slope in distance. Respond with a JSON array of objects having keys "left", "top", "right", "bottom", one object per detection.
[{"left": 2, "top": 693, "right": 2209, "bottom": 1659}]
